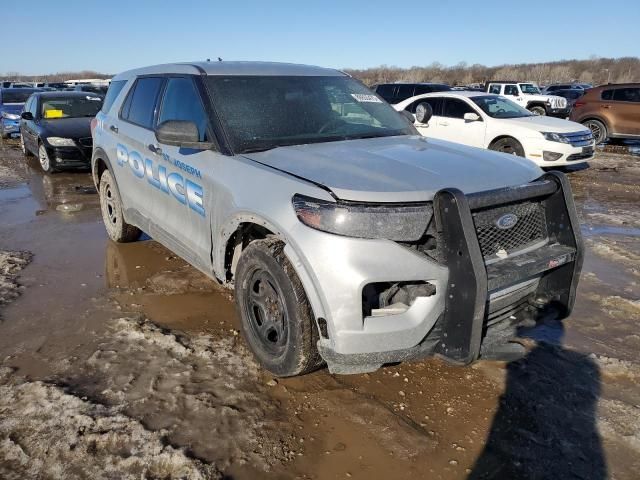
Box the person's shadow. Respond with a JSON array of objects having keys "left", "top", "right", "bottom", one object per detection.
[{"left": 468, "top": 321, "right": 607, "bottom": 479}]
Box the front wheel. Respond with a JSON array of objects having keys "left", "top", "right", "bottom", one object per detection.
[
  {"left": 99, "top": 169, "right": 141, "bottom": 242},
  {"left": 529, "top": 105, "right": 546, "bottom": 116},
  {"left": 234, "top": 238, "right": 323, "bottom": 377},
  {"left": 38, "top": 143, "right": 56, "bottom": 173},
  {"left": 583, "top": 119, "right": 607, "bottom": 144},
  {"left": 489, "top": 137, "right": 525, "bottom": 157}
]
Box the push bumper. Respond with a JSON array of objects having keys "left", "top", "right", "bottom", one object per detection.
[{"left": 317, "top": 172, "right": 583, "bottom": 373}]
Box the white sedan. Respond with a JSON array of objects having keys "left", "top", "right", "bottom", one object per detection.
[{"left": 394, "top": 91, "right": 595, "bottom": 168}]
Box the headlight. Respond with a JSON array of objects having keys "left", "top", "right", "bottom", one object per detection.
[
  {"left": 2, "top": 112, "right": 20, "bottom": 120},
  {"left": 541, "top": 132, "right": 569, "bottom": 144},
  {"left": 292, "top": 194, "right": 432, "bottom": 241},
  {"left": 47, "top": 137, "right": 76, "bottom": 147}
]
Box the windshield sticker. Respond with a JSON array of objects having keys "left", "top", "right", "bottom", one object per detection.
[
  {"left": 350, "top": 93, "right": 382, "bottom": 103},
  {"left": 44, "top": 109, "right": 64, "bottom": 119}
]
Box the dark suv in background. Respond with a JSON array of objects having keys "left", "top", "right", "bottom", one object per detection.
[
  {"left": 570, "top": 83, "right": 640, "bottom": 144},
  {"left": 373, "top": 82, "right": 451, "bottom": 104}
]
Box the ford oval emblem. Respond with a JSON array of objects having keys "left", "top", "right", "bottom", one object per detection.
[{"left": 495, "top": 213, "right": 518, "bottom": 230}]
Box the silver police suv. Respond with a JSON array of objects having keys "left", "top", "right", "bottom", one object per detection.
[{"left": 92, "top": 62, "right": 583, "bottom": 376}]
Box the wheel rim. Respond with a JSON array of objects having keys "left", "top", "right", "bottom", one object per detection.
[
  {"left": 38, "top": 145, "right": 50, "bottom": 170},
  {"left": 585, "top": 121, "right": 603, "bottom": 144},
  {"left": 245, "top": 269, "right": 288, "bottom": 356},
  {"left": 500, "top": 144, "right": 517, "bottom": 155},
  {"left": 101, "top": 181, "right": 118, "bottom": 226}
]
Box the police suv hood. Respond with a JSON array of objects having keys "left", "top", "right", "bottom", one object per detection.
[
  {"left": 242, "top": 135, "right": 542, "bottom": 203},
  {"left": 40, "top": 117, "right": 92, "bottom": 139}
]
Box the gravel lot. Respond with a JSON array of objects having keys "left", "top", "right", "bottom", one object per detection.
[{"left": 0, "top": 136, "right": 638, "bottom": 479}]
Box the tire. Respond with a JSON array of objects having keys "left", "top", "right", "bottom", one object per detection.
[
  {"left": 38, "top": 143, "right": 56, "bottom": 173},
  {"left": 20, "top": 134, "right": 33, "bottom": 157},
  {"left": 490, "top": 137, "right": 526, "bottom": 157},
  {"left": 529, "top": 105, "right": 546, "bottom": 116},
  {"left": 98, "top": 169, "right": 141, "bottom": 243},
  {"left": 234, "top": 238, "right": 323, "bottom": 377},
  {"left": 582, "top": 119, "right": 607, "bottom": 144}
]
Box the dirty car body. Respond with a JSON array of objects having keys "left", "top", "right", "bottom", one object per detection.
[{"left": 92, "top": 62, "right": 583, "bottom": 375}]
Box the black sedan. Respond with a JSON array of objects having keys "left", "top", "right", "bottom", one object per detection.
[{"left": 19, "top": 91, "right": 103, "bottom": 173}]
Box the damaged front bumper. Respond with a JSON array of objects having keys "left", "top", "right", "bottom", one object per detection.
[{"left": 317, "top": 171, "right": 583, "bottom": 373}]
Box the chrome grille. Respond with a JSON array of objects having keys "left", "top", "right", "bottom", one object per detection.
[
  {"left": 78, "top": 137, "right": 93, "bottom": 147},
  {"left": 472, "top": 202, "right": 548, "bottom": 258},
  {"left": 562, "top": 131, "right": 594, "bottom": 147},
  {"left": 549, "top": 96, "right": 567, "bottom": 109}
]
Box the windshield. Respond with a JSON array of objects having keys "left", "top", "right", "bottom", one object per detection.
[
  {"left": 2, "top": 90, "right": 37, "bottom": 103},
  {"left": 204, "top": 75, "right": 415, "bottom": 153},
  {"left": 471, "top": 95, "right": 534, "bottom": 119},
  {"left": 519, "top": 83, "right": 541, "bottom": 94},
  {"left": 40, "top": 96, "right": 103, "bottom": 119}
]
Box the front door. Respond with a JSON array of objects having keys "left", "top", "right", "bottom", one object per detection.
[
  {"left": 405, "top": 97, "right": 444, "bottom": 138},
  {"left": 152, "top": 75, "right": 218, "bottom": 267},
  {"left": 435, "top": 98, "right": 486, "bottom": 147}
]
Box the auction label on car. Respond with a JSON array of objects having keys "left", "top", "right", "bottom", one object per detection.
[{"left": 351, "top": 93, "right": 382, "bottom": 103}]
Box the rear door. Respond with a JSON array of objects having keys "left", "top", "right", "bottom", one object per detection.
[
  {"left": 113, "top": 76, "right": 165, "bottom": 222},
  {"left": 404, "top": 97, "right": 444, "bottom": 137},
  {"left": 436, "top": 98, "right": 486, "bottom": 147},
  {"left": 611, "top": 87, "right": 640, "bottom": 135},
  {"left": 152, "top": 75, "right": 217, "bottom": 265}
]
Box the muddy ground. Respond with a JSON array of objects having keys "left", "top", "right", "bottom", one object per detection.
[{"left": 0, "top": 136, "right": 638, "bottom": 480}]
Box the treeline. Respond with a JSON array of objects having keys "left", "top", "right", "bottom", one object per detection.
[
  {"left": 0, "top": 70, "right": 111, "bottom": 82},
  {"left": 344, "top": 57, "right": 640, "bottom": 87},
  {"left": 3, "top": 57, "right": 639, "bottom": 87}
]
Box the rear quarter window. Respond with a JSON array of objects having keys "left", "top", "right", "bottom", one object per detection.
[
  {"left": 101, "top": 80, "right": 127, "bottom": 114},
  {"left": 601, "top": 89, "right": 614, "bottom": 101}
]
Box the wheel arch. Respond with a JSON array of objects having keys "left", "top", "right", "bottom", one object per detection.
[
  {"left": 91, "top": 147, "right": 114, "bottom": 189},
  {"left": 489, "top": 134, "right": 522, "bottom": 148},
  {"left": 219, "top": 216, "right": 329, "bottom": 329}
]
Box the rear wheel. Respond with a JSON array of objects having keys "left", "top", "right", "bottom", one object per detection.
[
  {"left": 583, "top": 119, "right": 607, "bottom": 144},
  {"left": 529, "top": 105, "right": 546, "bottom": 116},
  {"left": 234, "top": 238, "right": 323, "bottom": 377},
  {"left": 99, "top": 169, "right": 141, "bottom": 242},
  {"left": 490, "top": 137, "right": 526, "bottom": 157}
]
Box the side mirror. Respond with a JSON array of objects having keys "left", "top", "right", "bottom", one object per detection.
[
  {"left": 155, "top": 120, "right": 212, "bottom": 149},
  {"left": 400, "top": 110, "right": 415, "bottom": 123},
  {"left": 21, "top": 112, "right": 33, "bottom": 120},
  {"left": 414, "top": 102, "right": 433, "bottom": 124},
  {"left": 463, "top": 112, "right": 481, "bottom": 122}
]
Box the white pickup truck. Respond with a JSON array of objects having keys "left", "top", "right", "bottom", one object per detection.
[{"left": 485, "top": 81, "right": 570, "bottom": 118}]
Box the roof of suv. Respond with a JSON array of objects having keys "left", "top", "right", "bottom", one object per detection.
[{"left": 112, "top": 61, "right": 345, "bottom": 81}]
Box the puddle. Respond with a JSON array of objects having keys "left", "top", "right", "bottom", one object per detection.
[{"left": 582, "top": 224, "right": 640, "bottom": 237}]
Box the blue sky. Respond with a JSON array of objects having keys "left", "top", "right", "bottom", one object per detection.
[{"left": 2, "top": 0, "right": 638, "bottom": 75}]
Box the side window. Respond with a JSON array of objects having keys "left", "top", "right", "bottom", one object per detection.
[
  {"left": 101, "top": 80, "right": 127, "bottom": 113},
  {"left": 375, "top": 85, "right": 394, "bottom": 101},
  {"left": 601, "top": 89, "right": 614, "bottom": 101},
  {"left": 489, "top": 84, "right": 501, "bottom": 95},
  {"left": 158, "top": 77, "right": 210, "bottom": 142},
  {"left": 442, "top": 98, "right": 476, "bottom": 119},
  {"left": 120, "top": 77, "right": 164, "bottom": 129},
  {"left": 406, "top": 97, "right": 442, "bottom": 115},
  {"left": 504, "top": 85, "right": 519, "bottom": 96},
  {"left": 396, "top": 85, "right": 414, "bottom": 102},
  {"left": 414, "top": 85, "right": 433, "bottom": 95},
  {"left": 612, "top": 88, "right": 640, "bottom": 103}
]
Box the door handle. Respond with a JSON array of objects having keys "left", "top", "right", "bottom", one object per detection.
[
  {"left": 440, "top": 122, "right": 450, "bottom": 126},
  {"left": 148, "top": 144, "right": 162, "bottom": 155},
  {"left": 109, "top": 125, "right": 118, "bottom": 133},
  {"left": 601, "top": 105, "right": 611, "bottom": 109}
]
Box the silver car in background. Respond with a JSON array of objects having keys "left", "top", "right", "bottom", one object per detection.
[{"left": 92, "top": 62, "right": 583, "bottom": 376}]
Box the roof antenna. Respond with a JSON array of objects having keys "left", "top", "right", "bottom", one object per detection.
[
  {"left": 218, "top": 57, "right": 223, "bottom": 62},
  {"left": 206, "top": 58, "right": 210, "bottom": 62}
]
